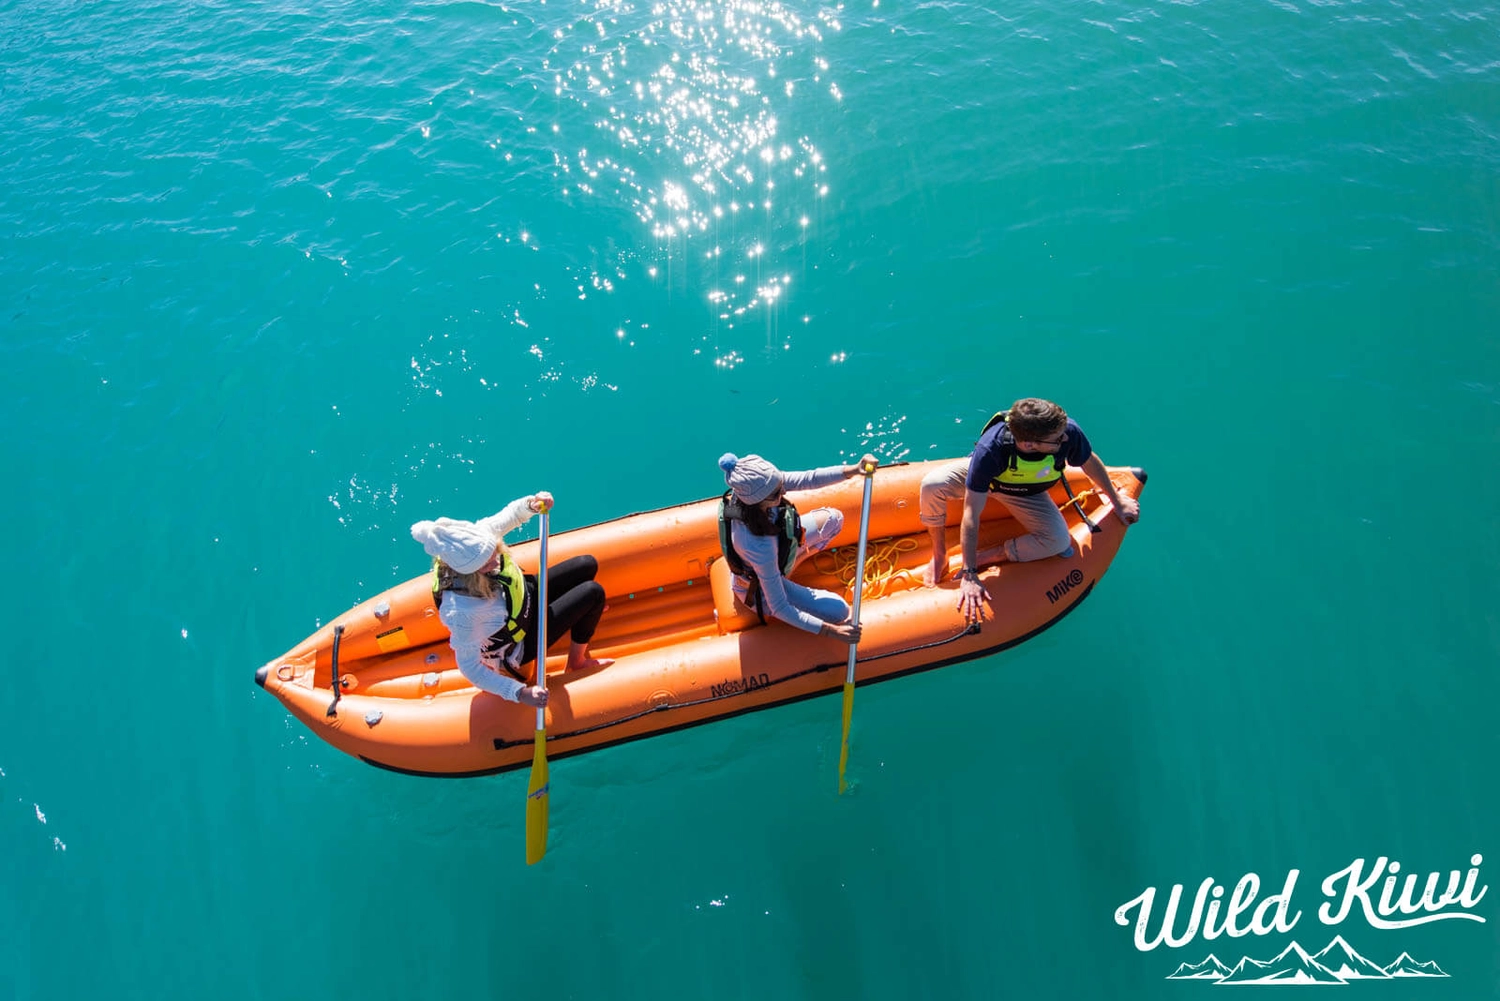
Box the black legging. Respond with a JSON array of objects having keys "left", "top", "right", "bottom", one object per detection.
[{"left": 519, "top": 555, "right": 606, "bottom": 665}]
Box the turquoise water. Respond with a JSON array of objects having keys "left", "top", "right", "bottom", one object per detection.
[{"left": 3, "top": 0, "right": 1498, "bottom": 995}]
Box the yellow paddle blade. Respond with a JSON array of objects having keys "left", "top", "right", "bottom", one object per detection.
[
  {"left": 525, "top": 729, "right": 549, "bottom": 865},
  {"left": 837, "top": 681, "right": 855, "bottom": 795}
]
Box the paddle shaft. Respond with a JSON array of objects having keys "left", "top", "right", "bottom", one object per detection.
[
  {"left": 525, "top": 506, "right": 552, "bottom": 866},
  {"left": 535, "top": 511, "right": 549, "bottom": 725},
  {"left": 843, "top": 470, "right": 875, "bottom": 685},
  {"left": 838, "top": 465, "right": 875, "bottom": 794}
]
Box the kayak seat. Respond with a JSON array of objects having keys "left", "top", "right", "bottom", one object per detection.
[{"left": 709, "top": 557, "right": 763, "bottom": 635}]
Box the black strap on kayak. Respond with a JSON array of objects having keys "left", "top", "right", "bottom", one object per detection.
[
  {"left": 490, "top": 624, "right": 984, "bottom": 751},
  {"left": 326, "top": 624, "right": 346, "bottom": 717},
  {"left": 1060, "top": 475, "right": 1100, "bottom": 534}
]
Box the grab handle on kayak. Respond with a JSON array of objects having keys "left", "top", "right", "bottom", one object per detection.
[
  {"left": 1060, "top": 476, "right": 1100, "bottom": 534},
  {"left": 326, "top": 624, "right": 346, "bottom": 717}
]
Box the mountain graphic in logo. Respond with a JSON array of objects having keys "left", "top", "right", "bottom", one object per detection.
[
  {"left": 1311, "top": 936, "right": 1394, "bottom": 979},
  {"left": 1167, "top": 956, "right": 1233, "bottom": 979},
  {"left": 1165, "top": 937, "right": 1450, "bottom": 984},
  {"left": 1383, "top": 952, "right": 1449, "bottom": 978},
  {"left": 1217, "top": 942, "right": 1345, "bottom": 984}
]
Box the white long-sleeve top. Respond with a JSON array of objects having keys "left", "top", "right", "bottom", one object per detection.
[
  {"left": 728, "top": 465, "right": 848, "bottom": 634},
  {"left": 437, "top": 496, "right": 538, "bottom": 702}
]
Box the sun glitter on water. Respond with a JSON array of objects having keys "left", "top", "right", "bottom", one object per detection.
[{"left": 541, "top": 0, "right": 844, "bottom": 327}]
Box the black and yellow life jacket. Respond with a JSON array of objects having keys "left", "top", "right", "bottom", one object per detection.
[
  {"left": 717, "top": 490, "right": 804, "bottom": 623},
  {"left": 432, "top": 551, "right": 534, "bottom": 681},
  {"left": 981, "top": 410, "right": 1066, "bottom": 496}
]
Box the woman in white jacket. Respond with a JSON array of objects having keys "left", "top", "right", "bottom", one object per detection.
[{"left": 411, "top": 492, "right": 611, "bottom": 708}]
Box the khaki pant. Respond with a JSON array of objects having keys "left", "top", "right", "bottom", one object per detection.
[{"left": 918, "top": 459, "right": 1073, "bottom": 563}]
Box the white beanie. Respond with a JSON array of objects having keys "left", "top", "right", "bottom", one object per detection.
[
  {"left": 410, "top": 517, "right": 497, "bottom": 575},
  {"left": 719, "top": 452, "right": 784, "bottom": 505}
]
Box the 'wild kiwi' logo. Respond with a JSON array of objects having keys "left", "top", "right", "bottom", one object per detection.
[
  {"left": 1116, "top": 855, "right": 1486, "bottom": 985},
  {"left": 1046, "top": 569, "right": 1085, "bottom": 604}
]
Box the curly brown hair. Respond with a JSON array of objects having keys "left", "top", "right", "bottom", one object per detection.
[{"left": 1006, "top": 398, "right": 1068, "bottom": 440}]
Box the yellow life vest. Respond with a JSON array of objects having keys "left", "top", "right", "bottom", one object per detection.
[{"left": 982, "top": 410, "right": 1066, "bottom": 496}]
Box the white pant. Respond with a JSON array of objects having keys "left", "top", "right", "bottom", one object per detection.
[{"left": 919, "top": 459, "right": 1073, "bottom": 562}]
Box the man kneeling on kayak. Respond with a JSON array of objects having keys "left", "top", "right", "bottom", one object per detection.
[{"left": 919, "top": 398, "right": 1140, "bottom": 623}]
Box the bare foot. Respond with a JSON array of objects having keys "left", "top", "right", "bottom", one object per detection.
[{"left": 922, "top": 558, "right": 949, "bottom": 587}]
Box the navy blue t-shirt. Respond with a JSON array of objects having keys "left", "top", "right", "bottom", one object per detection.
[{"left": 965, "top": 417, "right": 1093, "bottom": 494}]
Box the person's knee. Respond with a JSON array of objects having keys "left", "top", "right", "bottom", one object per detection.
[
  {"left": 798, "top": 508, "right": 843, "bottom": 553},
  {"left": 919, "top": 466, "right": 965, "bottom": 527},
  {"left": 918, "top": 467, "right": 947, "bottom": 499},
  {"left": 918, "top": 476, "right": 949, "bottom": 528},
  {"left": 568, "top": 582, "right": 608, "bottom": 640},
  {"left": 804, "top": 587, "right": 850, "bottom": 624}
]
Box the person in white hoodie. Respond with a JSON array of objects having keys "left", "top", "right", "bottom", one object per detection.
[{"left": 411, "top": 492, "right": 611, "bottom": 708}]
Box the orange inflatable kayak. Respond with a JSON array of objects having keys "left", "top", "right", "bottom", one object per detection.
[{"left": 255, "top": 458, "right": 1146, "bottom": 777}]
